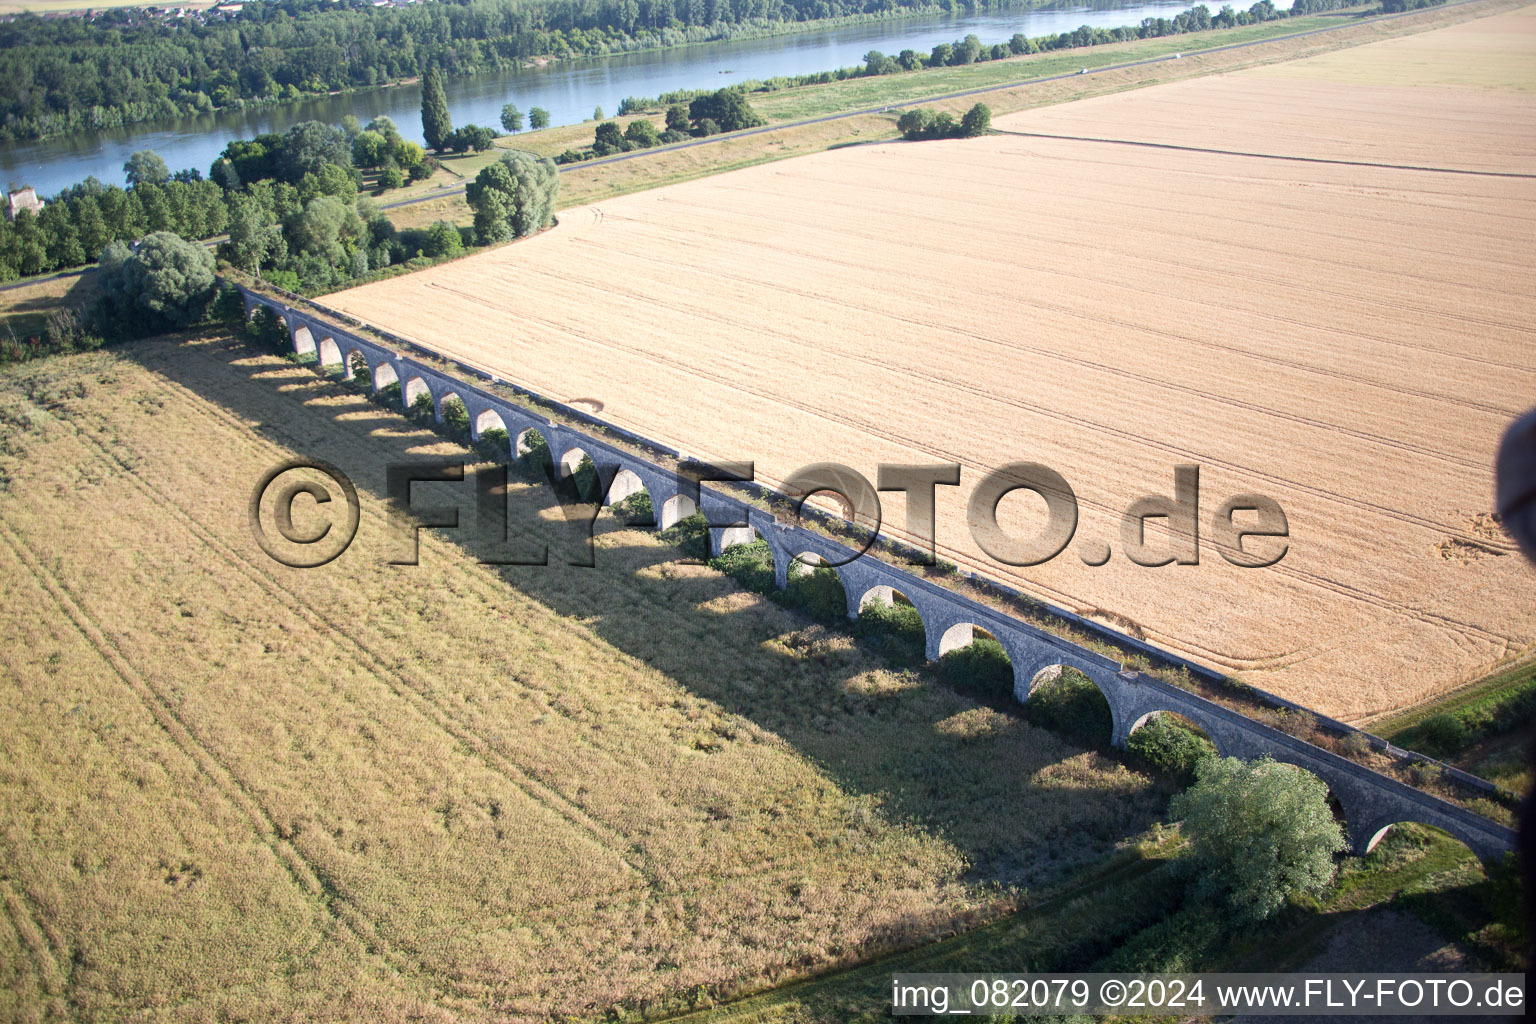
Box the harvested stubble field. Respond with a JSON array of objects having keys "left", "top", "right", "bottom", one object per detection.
[
  {"left": 0, "top": 335, "right": 1163, "bottom": 1020},
  {"left": 330, "top": 5, "right": 1536, "bottom": 723}
]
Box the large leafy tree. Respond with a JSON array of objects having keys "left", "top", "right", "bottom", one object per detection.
[
  {"left": 123, "top": 149, "right": 170, "bottom": 187},
  {"left": 1170, "top": 756, "right": 1346, "bottom": 921},
  {"left": 686, "top": 87, "right": 765, "bottom": 134},
  {"left": 97, "top": 232, "right": 215, "bottom": 328},
  {"left": 221, "top": 195, "right": 286, "bottom": 277},
  {"left": 278, "top": 121, "right": 350, "bottom": 182},
  {"left": 500, "top": 103, "right": 524, "bottom": 133},
  {"left": 465, "top": 150, "right": 558, "bottom": 244},
  {"left": 420, "top": 66, "right": 454, "bottom": 152}
]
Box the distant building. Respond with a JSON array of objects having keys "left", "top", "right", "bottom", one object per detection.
[{"left": 5, "top": 187, "right": 43, "bottom": 221}]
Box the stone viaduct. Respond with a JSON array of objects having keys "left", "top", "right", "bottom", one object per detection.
[{"left": 239, "top": 284, "right": 1518, "bottom": 865}]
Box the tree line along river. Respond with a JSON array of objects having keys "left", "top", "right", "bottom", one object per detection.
[{"left": 0, "top": 0, "right": 1256, "bottom": 198}]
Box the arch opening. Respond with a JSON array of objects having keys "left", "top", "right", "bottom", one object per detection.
[
  {"left": 935, "top": 624, "right": 1014, "bottom": 701},
  {"left": 515, "top": 428, "right": 554, "bottom": 480},
  {"left": 559, "top": 447, "right": 601, "bottom": 503},
  {"left": 439, "top": 394, "right": 470, "bottom": 439},
  {"left": 659, "top": 492, "right": 697, "bottom": 531},
  {"left": 344, "top": 350, "right": 367, "bottom": 381},
  {"left": 402, "top": 376, "right": 431, "bottom": 416},
  {"left": 607, "top": 469, "right": 655, "bottom": 526},
  {"left": 1023, "top": 665, "right": 1113, "bottom": 749},
  {"left": 1124, "top": 710, "right": 1217, "bottom": 782},
  {"left": 292, "top": 324, "right": 316, "bottom": 357},
  {"left": 372, "top": 360, "right": 400, "bottom": 396},
  {"left": 472, "top": 408, "right": 511, "bottom": 461},
  {"left": 1361, "top": 821, "right": 1479, "bottom": 863},
  {"left": 474, "top": 408, "right": 508, "bottom": 441},
  {"left": 853, "top": 586, "right": 926, "bottom": 667},
  {"left": 783, "top": 552, "right": 846, "bottom": 622}
]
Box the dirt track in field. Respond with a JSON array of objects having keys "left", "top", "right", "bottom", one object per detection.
[{"left": 330, "top": 5, "right": 1536, "bottom": 722}]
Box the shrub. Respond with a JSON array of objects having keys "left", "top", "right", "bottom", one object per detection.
[
  {"left": 570, "top": 453, "right": 600, "bottom": 503},
  {"left": 475, "top": 426, "right": 510, "bottom": 463},
  {"left": 1414, "top": 713, "right": 1471, "bottom": 756},
  {"left": 407, "top": 389, "right": 434, "bottom": 423},
  {"left": 1127, "top": 714, "right": 1216, "bottom": 781},
  {"left": 851, "top": 598, "right": 926, "bottom": 667},
  {"left": 780, "top": 563, "right": 846, "bottom": 621},
  {"left": 936, "top": 637, "right": 1014, "bottom": 701},
  {"left": 440, "top": 396, "right": 470, "bottom": 438},
  {"left": 1171, "top": 756, "right": 1347, "bottom": 921},
  {"left": 1025, "top": 669, "right": 1112, "bottom": 747},
  {"left": 611, "top": 490, "right": 655, "bottom": 526},
  {"left": 709, "top": 538, "right": 776, "bottom": 595},
  {"left": 517, "top": 429, "right": 554, "bottom": 480},
  {"left": 659, "top": 511, "right": 709, "bottom": 560},
  {"left": 244, "top": 305, "right": 291, "bottom": 354},
  {"left": 207, "top": 283, "right": 246, "bottom": 329}
]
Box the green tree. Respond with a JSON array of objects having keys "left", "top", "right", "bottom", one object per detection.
[
  {"left": 124, "top": 149, "right": 170, "bottom": 187},
  {"left": 97, "top": 231, "right": 215, "bottom": 328},
  {"left": 960, "top": 102, "right": 992, "bottom": 137},
  {"left": 424, "top": 220, "right": 463, "bottom": 258},
  {"left": 500, "top": 103, "right": 523, "bottom": 133},
  {"left": 352, "top": 130, "right": 389, "bottom": 167},
  {"left": 687, "top": 87, "right": 765, "bottom": 133},
  {"left": 367, "top": 115, "right": 402, "bottom": 142},
  {"left": 221, "top": 195, "right": 286, "bottom": 276},
  {"left": 593, "top": 105, "right": 604, "bottom": 121},
  {"left": 279, "top": 121, "right": 350, "bottom": 182},
  {"left": 528, "top": 107, "right": 550, "bottom": 130},
  {"left": 897, "top": 108, "right": 934, "bottom": 139},
  {"left": 1170, "top": 756, "right": 1346, "bottom": 921},
  {"left": 465, "top": 150, "right": 559, "bottom": 244},
  {"left": 71, "top": 195, "right": 112, "bottom": 256},
  {"left": 593, "top": 120, "right": 626, "bottom": 154},
  {"left": 624, "top": 119, "right": 661, "bottom": 148},
  {"left": 664, "top": 104, "right": 690, "bottom": 132},
  {"left": 420, "top": 66, "right": 453, "bottom": 152}
]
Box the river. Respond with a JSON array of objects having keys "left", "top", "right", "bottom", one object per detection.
[{"left": 0, "top": 0, "right": 1253, "bottom": 198}]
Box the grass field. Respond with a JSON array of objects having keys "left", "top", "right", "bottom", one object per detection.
[
  {"left": 674, "top": 821, "right": 1517, "bottom": 1022},
  {"left": 0, "top": 332, "right": 1173, "bottom": 1020},
  {"left": 329, "top": 4, "right": 1536, "bottom": 722}
]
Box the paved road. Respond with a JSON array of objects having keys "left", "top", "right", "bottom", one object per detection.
[{"left": 0, "top": 0, "right": 1486, "bottom": 295}]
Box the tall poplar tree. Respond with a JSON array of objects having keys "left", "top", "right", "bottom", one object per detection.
[{"left": 420, "top": 66, "right": 453, "bottom": 152}]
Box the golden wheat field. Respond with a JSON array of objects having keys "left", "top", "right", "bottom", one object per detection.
[
  {"left": 0, "top": 336, "right": 1162, "bottom": 1020},
  {"left": 330, "top": 6, "right": 1536, "bottom": 723}
]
